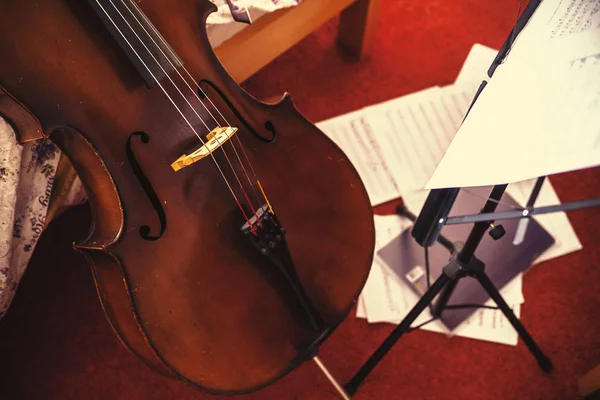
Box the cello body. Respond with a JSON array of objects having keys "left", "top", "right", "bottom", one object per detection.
[{"left": 0, "top": 0, "right": 374, "bottom": 394}]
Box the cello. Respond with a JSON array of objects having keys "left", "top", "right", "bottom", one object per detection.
[{"left": 0, "top": 0, "right": 375, "bottom": 397}]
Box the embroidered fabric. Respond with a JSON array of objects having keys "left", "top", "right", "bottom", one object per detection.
[{"left": 0, "top": 116, "right": 86, "bottom": 319}]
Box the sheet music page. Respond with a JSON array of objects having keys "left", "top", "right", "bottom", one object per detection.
[
  {"left": 316, "top": 87, "right": 441, "bottom": 205},
  {"left": 534, "top": 0, "right": 600, "bottom": 60},
  {"left": 426, "top": 0, "right": 600, "bottom": 189},
  {"left": 316, "top": 109, "right": 404, "bottom": 206},
  {"left": 356, "top": 295, "right": 367, "bottom": 318},
  {"left": 364, "top": 83, "right": 480, "bottom": 193},
  {"left": 547, "top": 0, "right": 600, "bottom": 36}
]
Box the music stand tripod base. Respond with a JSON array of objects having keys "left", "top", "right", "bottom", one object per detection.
[
  {"left": 344, "top": 238, "right": 553, "bottom": 397},
  {"left": 344, "top": 185, "right": 553, "bottom": 395}
]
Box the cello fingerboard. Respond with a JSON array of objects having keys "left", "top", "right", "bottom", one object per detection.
[{"left": 87, "top": 0, "right": 183, "bottom": 88}]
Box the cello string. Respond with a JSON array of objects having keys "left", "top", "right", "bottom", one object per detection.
[
  {"left": 106, "top": 0, "right": 263, "bottom": 221},
  {"left": 93, "top": 0, "right": 253, "bottom": 224},
  {"left": 117, "top": 0, "right": 264, "bottom": 212},
  {"left": 125, "top": 0, "right": 271, "bottom": 210}
]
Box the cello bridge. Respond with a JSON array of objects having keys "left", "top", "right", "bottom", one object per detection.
[{"left": 171, "top": 126, "right": 238, "bottom": 171}]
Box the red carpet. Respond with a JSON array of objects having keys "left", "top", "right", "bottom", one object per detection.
[{"left": 1, "top": 0, "right": 600, "bottom": 399}]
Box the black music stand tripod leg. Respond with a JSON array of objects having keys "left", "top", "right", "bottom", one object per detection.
[
  {"left": 436, "top": 254, "right": 554, "bottom": 373},
  {"left": 344, "top": 253, "right": 554, "bottom": 396},
  {"left": 344, "top": 263, "right": 455, "bottom": 396},
  {"left": 472, "top": 268, "right": 553, "bottom": 372},
  {"left": 431, "top": 276, "right": 459, "bottom": 317}
]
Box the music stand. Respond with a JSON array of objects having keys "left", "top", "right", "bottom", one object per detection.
[{"left": 343, "top": 0, "right": 600, "bottom": 396}]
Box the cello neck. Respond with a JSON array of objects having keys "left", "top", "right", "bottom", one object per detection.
[{"left": 87, "top": 0, "right": 184, "bottom": 88}]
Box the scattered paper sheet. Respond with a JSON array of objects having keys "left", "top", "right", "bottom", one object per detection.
[
  {"left": 365, "top": 83, "right": 480, "bottom": 193},
  {"left": 426, "top": 0, "right": 600, "bottom": 189},
  {"left": 316, "top": 109, "right": 407, "bottom": 206},
  {"left": 454, "top": 43, "right": 499, "bottom": 84}
]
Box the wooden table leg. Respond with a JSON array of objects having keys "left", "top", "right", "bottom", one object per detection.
[{"left": 337, "top": 0, "right": 382, "bottom": 60}]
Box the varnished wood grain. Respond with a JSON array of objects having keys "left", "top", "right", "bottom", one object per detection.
[
  {"left": 0, "top": 86, "right": 44, "bottom": 143},
  {"left": 0, "top": 0, "right": 375, "bottom": 394}
]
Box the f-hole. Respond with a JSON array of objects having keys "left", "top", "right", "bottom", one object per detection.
[
  {"left": 126, "top": 131, "right": 167, "bottom": 240},
  {"left": 198, "top": 79, "right": 276, "bottom": 143}
]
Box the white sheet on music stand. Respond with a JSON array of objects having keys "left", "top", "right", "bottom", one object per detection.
[
  {"left": 425, "top": 0, "right": 600, "bottom": 189},
  {"left": 454, "top": 43, "right": 499, "bottom": 84}
]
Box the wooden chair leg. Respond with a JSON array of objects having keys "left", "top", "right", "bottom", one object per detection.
[{"left": 337, "top": 0, "right": 381, "bottom": 60}]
